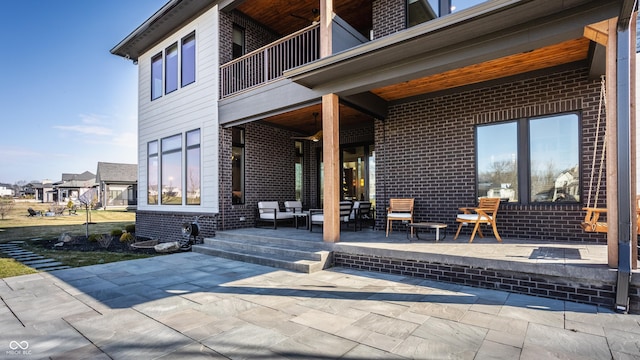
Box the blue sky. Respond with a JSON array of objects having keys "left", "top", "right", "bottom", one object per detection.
[{"left": 0, "top": 0, "right": 166, "bottom": 184}]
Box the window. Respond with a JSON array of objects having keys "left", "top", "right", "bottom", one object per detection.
[
  {"left": 476, "top": 112, "right": 580, "bottom": 204},
  {"left": 147, "top": 141, "right": 158, "bottom": 205},
  {"left": 151, "top": 53, "right": 163, "bottom": 100},
  {"left": 150, "top": 32, "right": 196, "bottom": 100},
  {"left": 181, "top": 33, "right": 196, "bottom": 87},
  {"left": 295, "top": 141, "right": 303, "bottom": 201},
  {"left": 232, "top": 128, "right": 245, "bottom": 205},
  {"left": 161, "top": 134, "right": 182, "bottom": 205},
  {"left": 232, "top": 25, "right": 245, "bottom": 59},
  {"left": 186, "top": 129, "right": 201, "bottom": 205},
  {"left": 165, "top": 43, "right": 178, "bottom": 94}
]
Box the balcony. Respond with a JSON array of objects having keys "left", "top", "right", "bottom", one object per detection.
[{"left": 220, "top": 24, "right": 320, "bottom": 99}]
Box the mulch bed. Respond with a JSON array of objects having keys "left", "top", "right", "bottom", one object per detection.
[{"left": 35, "top": 235, "right": 157, "bottom": 255}]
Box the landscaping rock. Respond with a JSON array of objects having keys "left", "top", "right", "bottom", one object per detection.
[{"left": 154, "top": 242, "right": 180, "bottom": 253}]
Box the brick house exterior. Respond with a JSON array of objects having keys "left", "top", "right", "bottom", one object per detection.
[{"left": 112, "top": 0, "right": 637, "bottom": 309}]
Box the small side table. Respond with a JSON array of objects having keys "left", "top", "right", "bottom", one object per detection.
[
  {"left": 407, "top": 222, "right": 447, "bottom": 241},
  {"left": 292, "top": 211, "right": 309, "bottom": 229}
]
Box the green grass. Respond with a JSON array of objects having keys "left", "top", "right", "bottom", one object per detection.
[
  {"left": 0, "top": 256, "right": 38, "bottom": 278},
  {"left": 21, "top": 241, "right": 157, "bottom": 268}
]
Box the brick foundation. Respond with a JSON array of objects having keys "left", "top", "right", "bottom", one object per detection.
[{"left": 334, "top": 252, "right": 640, "bottom": 313}]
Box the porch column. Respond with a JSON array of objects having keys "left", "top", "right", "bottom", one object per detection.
[
  {"left": 322, "top": 93, "right": 340, "bottom": 242},
  {"left": 606, "top": 18, "right": 619, "bottom": 267},
  {"left": 320, "top": 0, "right": 333, "bottom": 58}
]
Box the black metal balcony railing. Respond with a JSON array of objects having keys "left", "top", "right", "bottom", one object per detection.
[{"left": 221, "top": 24, "right": 320, "bottom": 98}]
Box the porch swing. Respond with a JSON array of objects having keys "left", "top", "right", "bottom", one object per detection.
[
  {"left": 581, "top": 76, "right": 640, "bottom": 233},
  {"left": 581, "top": 76, "right": 608, "bottom": 233}
]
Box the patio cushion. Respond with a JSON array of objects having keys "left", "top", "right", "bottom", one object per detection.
[
  {"left": 456, "top": 214, "right": 492, "bottom": 221},
  {"left": 311, "top": 213, "right": 324, "bottom": 223},
  {"left": 388, "top": 213, "right": 412, "bottom": 220}
]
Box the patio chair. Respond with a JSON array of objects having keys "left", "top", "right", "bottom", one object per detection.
[
  {"left": 284, "top": 201, "right": 303, "bottom": 213},
  {"left": 255, "top": 201, "right": 294, "bottom": 229},
  {"left": 352, "top": 201, "right": 373, "bottom": 230},
  {"left": 386, "top": 198, "right": 414, "bottom": 237},
  {"left": 454, "top": 197, "right": 502, "bottom": 243},
  {"left": 27, "top": 208, "right": 42, "bottom": 217},
  {"left": 309, "top": 201, "right": 355, "bottom": 232}
]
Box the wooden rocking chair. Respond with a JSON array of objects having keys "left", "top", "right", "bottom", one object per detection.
[{"left": 454, "top": 197, "right": 502, "bottom": 243}]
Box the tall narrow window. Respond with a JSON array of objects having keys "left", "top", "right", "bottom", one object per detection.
[
  {"left": 161, "top": 134, "right": 182, "bottom": 205},
  {"left": 151, "top": 53, "right": 163, "bottom": 100},
  {"left": 186, "top": 129, "right": 201, "bottom": 205},
  {"left": 147, "top": 141, "right": 158, "bottom": 205},
  {"left": 181, "top": 33, "right": 196, "bottom": 87},
  {"left": 232, "top": 128, "right": 245, "bottom": 205},
  {"left": 232, "top": 25, "right": 245, "bottom": 59},
  {"left": 165, "top": 43, "right": 178, "bottom": 94},
  {"left": 295, "top": 141, "right": 303, "bottom": 201},
  {"left": 477, "top": 122, "right": 518, "bottom": 202}
]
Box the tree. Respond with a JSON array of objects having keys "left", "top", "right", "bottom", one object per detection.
[{"left": 0, "top": 197, "right": 15, "bottom": 220}]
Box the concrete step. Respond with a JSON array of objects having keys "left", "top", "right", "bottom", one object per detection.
[
  {"left": 193, "top": 232, "right": 333, "bottom": 273},
  {"left": 210, "top": 231, "right": 332, "bottom": 251},
  {"left": 202, "top": 237, "right": 328, "bottom": 261}
]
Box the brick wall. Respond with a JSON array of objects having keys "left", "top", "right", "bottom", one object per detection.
[
  {"left": 136, "top": 211, "right": 218, "bottom": 243},
  {"left": 219, "top": 122, "right": 297, "bottom": 230},
  {"left": 372, "top": 0, "right": 405, "bottom": 39},
  {"left": 334, "top": 253, "right": 640, "bottom": 313},
  {"left": 375, "top": 66, "right": 607, "bottom": 243}
]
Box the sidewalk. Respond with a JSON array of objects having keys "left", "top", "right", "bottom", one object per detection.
[{"left": 1, "top": 252, "right": 639, "bottom": 359}]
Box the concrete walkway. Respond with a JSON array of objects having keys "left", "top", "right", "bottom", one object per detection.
[{"left": 1, "top": 252, "right": 639, "bottom": 359}]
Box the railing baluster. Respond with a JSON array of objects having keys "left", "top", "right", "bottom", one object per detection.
[{"left": 219, "top": 23, "right": 320, "bottom": 98}]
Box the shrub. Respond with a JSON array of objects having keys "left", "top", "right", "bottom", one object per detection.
[
  {"left": 87, "top": 234, "right": 100, "bottom": 243},
  {"left": 120, "top": 232, "right": 135, "bottom": 244},
  {"left": 124, "top": 224, "right": 135, "bottom": 234},
  {"left": 110, "top": 229, "right": 123, "bottom": 237}
]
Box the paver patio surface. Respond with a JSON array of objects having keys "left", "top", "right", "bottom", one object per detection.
[{"left": 1, "top": 252, "right": 639, "bottom": 359}]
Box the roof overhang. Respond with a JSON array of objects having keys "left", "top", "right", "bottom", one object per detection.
[
  {"left": 285, "top": 0, "right": 622, "bottom": 98},
  {"left": 110, "top": 0, "right": 215, "bottom": 61}
]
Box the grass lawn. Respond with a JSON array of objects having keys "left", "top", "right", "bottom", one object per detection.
[{"left": 0, "top": 201, "right": 156, "bottom": 278}]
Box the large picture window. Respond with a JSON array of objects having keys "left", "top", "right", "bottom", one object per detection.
[
  {"left": 232, "top": 128, "right": 245, "bottom": 205},
  {"left": 186, "top": 129, "right": 201, "bottom": 205},
  {"left": 476, "top": 112, "right": 580, "bottom": 204},
  {"left": 147, "top": 141, "right": 158, "bottom": 205},
  {"left": 161, "top": 134, "right": 182, "bottom": 205}
]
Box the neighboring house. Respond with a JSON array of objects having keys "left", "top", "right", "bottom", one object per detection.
[
  {"left": 95, "top": 162, "right": 138, "bottom": 210},
  {"left": 0, "top": 186, "right": 14, "bottom": 197},
  {"left": 52, "top": 171, "right": 96, "bottom": 204},
  {"left": 111, "top": 0, "right": 637, "bottom": 248}
]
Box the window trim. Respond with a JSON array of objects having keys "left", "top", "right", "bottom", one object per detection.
[
  {"left": 147, "top": 140, "right": 159, "bottom": 205},
  {"left": 160, "top": 134, "right": 183, "bottom": 206}
]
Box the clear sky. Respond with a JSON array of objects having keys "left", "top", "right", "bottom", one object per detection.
[{"left": 0, "top": 0, "right": 167, "bottom": 185}]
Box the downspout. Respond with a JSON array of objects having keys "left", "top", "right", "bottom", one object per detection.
[{"left": 614, "top": 1, "right": 637, "bottom": 313}]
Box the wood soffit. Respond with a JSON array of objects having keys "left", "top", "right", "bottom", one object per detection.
[
  {"left": 260, "top": 103, "right": 373, "bottom": 135},
  {"left": 236, "top": 0, "right": 372, "bottom": 36},
  {"left": 372, "top": 37, "right": 593, "bottom": 101}
]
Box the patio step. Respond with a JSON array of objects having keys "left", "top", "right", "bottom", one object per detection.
[{"left": 192, "top": 232, "right": 333, "bottom": 273}]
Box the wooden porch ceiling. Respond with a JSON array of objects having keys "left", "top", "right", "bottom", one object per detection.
[
  {"left": 236, "top": 0, "right": 371, "bottom": 37},
  {"left": 371, "top": 37, "right": 592, "bottom": 101},
  {"left": 260, "top": 103, "right": 372, "bottom": 135}
]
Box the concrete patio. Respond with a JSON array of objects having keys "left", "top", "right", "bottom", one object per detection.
[{"left": 1, "top": 251, "right": 639, "bottom": 359}]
